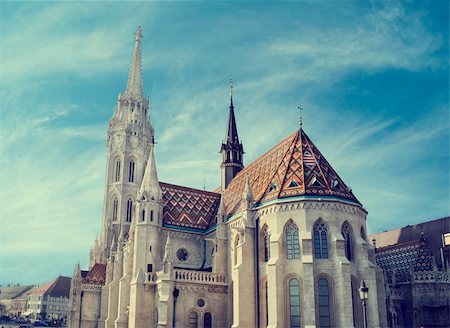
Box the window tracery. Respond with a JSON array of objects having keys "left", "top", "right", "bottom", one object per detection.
[
  {"left": 313, "top": 219, "right": 328, "bottom": 259},
  {"left": 285, "top": 222, "right": 300, "bottom": 259},
  {"left": 341, "top": 222, "right": 353, "bottom": 261}
]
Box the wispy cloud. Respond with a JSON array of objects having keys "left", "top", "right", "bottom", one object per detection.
[{"left": 0, "top": 1, "right": 448, "bottom": 284}]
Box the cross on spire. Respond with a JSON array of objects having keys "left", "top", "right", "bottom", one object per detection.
[
  {"left": 297, "top": 105, "right": 304, "bottom": 130},
  {"left": 229, "top": 78, "right": 233, "bottom": 98}
]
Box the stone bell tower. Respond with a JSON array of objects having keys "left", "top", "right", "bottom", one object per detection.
[{"left": 99, "top": 26, "right": 154, "bottom": 261}]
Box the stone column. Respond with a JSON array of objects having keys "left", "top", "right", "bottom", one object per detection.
[
  {"left": 105, "top": 248, "right": 123, "bottom": 328},
  {"left": 231, "top": 226, "right": 256, "bottom": 327},
  {"left": 301, "top": 231, "right": 316, "bottom": 328}
]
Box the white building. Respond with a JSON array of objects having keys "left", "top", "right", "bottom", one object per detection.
[
  {"left": 68, "top": 26, "right": 388, "bottom": 328},
  {"left": 26, "top": 276, "right": 71, "bottom": 322}
]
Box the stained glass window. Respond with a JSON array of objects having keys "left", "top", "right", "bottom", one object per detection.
[
  {"left": 313, "top": 220, "right": 328, "bottom": 259},
  {"left": 289, "top": 278, "right": 301, "bottom": 328},
  {"left": 112, "top": 198, "right": 118, "bottom": 221},
  {"left": 318, "top": 278, "right": 331, "bottom": 328},
  {"left": 126, "top": 198, "right": 133, "bottom": 222},
  {"left": 286, "top": 222, "right": 300, "bottom": 260},
  {"left": 128, "top": 160, "right": 135, "bottom": 182},
  {"left": 341, "top": 222, "right": 353, "bottom": 261}
]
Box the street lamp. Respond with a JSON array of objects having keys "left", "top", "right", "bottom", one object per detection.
[{"left": 359, "top": 280, "right": 369, "bottom": 328}]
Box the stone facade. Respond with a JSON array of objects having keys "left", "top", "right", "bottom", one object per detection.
[{"left": 68, "top": 27, "right": 388, "bottom": 328}]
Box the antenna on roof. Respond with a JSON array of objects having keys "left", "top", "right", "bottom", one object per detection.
[
  {"left": 203, "top": 178, "right": 206, "bottom": 191},
  {"left": 297, "top": 105, "right": 304, "bottom": 130}
]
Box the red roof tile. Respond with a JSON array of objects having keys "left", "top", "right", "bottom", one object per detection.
[
  {"left": 82, "top": 263, "right": 106, "bottom": 285},
  {"left": 160, "top": 182, "right": 221, "bottom": 231},
  {"left": 223, "top": 129, "right": 360, "bottom": 216}
]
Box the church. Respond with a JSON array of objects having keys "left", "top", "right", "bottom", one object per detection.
[{"left": 67, "top": 27, "right": 388, "bottom": 328}]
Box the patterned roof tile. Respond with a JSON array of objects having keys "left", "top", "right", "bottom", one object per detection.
[
  {"left": 223, "top": 129, "right": 360, "bottom": 216},
  {"left": 160, "top": 182, "right": 221, "bottom": 231},
  {"left": 82, "top": 263, "right": 106, "bottom": 285}
]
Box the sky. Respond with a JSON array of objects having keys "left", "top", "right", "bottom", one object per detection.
[{"left": 0, "top": 1, "right": 448, "bottom": 285}]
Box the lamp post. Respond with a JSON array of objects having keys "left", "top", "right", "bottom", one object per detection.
[{"left": 359, "top": 280, "right": 369, "bottom": 328}]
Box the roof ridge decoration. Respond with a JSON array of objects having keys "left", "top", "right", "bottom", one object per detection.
[
  {"left": 125, "top": 26, "right": 144, "bottom": 101},
  {"left": 223, "top": 129, "right": 360, "bottom": 216}
]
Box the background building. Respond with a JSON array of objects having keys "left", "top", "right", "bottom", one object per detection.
[
  {"left": 0, "top": 285, "right": 33, "bottom": 317},
  {"left": 25, "top": 276, "right": 71, "bottom": 322},
  {"left": 370, "top": 217, "right": 450, "bottom": 328}
]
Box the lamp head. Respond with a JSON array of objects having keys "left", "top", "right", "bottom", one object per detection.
[{"left": 359, "top": 280, "right": 369, "bottom": 300}]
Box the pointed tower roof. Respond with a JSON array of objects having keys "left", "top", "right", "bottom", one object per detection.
[
  {"left": 110, "top": 234, "right": 117, "bottom": 252},
  {"left": 140, "top": 145, "right": 161, "bottom": 200},
  {"left": 224, "top": 80, "right": 240, "bottom": 146},
  {"left": 163, "top": 235, "right": 173, "bottom": 263},
  {"left": 222, "top": 129, "right": 361, "bottom": 215},
  {"left": 125, "top": 26, "right": 144, "bottom": 100},
  {"left": 73, "top": 262, "right": 81, "bottom": 278},
  {"left": 243, "top": 176, "right": 253, "bottom": 201}
]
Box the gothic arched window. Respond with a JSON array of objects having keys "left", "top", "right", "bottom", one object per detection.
[
  {"left": 188, "top": 311, "right": 198, "bottom": 328},
  {"left": 114, "top": 159, "right": 121, "bottom": 182},
  {"left": 112, "top": 198, "right": 118, "bottom": 221},
  {"left": 141, "top": 210, "right": 145, "bottom": 222},
  {"left": 203, "top": 312, "right": 212, "bottom": 328},
  {"left": 126, "top": 198, "right": 133, "bottom": 222},
  {"left": 128, "top": 159, "right": 135, "bottom": 183},
  {"left": 262, "top": 226, "right": 270, "bottom": 262},
  {"left": 341, "top": 221, "right": 353, "bottom": 261},
  {"left": 285, "top": 222, "right": 300, "bottom": 260},
  {"left": 313, "top": 219, "right": 328, "bottom": 259},
  {"left": 289, "top": 278, "right": 301, "bottom": 328},
  {"left": 317, "top": 278, "right": 331, "bottom": 328}
]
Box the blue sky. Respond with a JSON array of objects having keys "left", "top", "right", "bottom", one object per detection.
[{"left": 0, "top": 1, "right": 448, "bottom": 285}]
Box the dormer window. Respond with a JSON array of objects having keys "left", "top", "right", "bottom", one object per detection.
[{"left": 268, "top": 182, "right": 277, "bottom": 193}]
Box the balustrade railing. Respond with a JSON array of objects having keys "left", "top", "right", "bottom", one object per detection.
[
  {"left": 173, "top": 269, "right": 227, "bottom": 286},
  {"left": 413, "top": 270, "right": 449, "bottom": 283}
]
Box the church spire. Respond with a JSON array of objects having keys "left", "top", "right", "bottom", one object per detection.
[
  {"left": 140, "top": 144, "right": 162, "bottom": 201},
  {"left": 220, "top": 80, "right": 244, "bottom": 190},
  {"left": 125, "top": 26, "right": 144, "bottom": 100},
  {"left": 225, "top": 79, "right": 239, "bottom": 145}
]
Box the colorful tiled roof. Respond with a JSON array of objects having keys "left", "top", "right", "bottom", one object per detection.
[
  {"left": 82, "top": 263, "right": 106, "bottom": 285},
  {"left": 375, "top": 239, "right": 434, "bottom": 283},
  {"left": 223, "top": 129, "right": 360, "bottom": 216},
  {"left": 160, "top": 182, "right": 221, "bottom": 231}
]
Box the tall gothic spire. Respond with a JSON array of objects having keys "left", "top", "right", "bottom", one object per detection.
[
  {"left": 220, "top": 80, "right": 244, "bottom": 190},
  {"left": 225, "top": 79, "right": 240, "bottom": 145},
  {"left": 125, "top": 26, "right": 144, "bottom": 100}
]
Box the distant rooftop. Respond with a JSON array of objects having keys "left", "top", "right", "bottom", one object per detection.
[
  {"left": 0, "top": 285, "right": 33, "bottom": 300},
  {"left": 28, "top": 276, "right": 71, "bottom": 298},
  {"left": 370, "top": 216, "right": 449, "bottom": 268}
]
